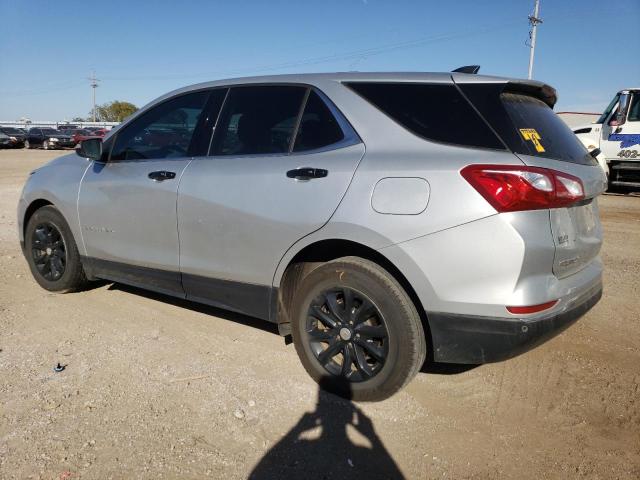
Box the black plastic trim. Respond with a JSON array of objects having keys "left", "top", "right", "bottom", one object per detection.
[
  {"left": 428, "top": 285, "right": 602, "bottom": 364},
  {"left": 182, "top": 273, "right": 271, "bottom": 321},
  {"left": 81, "top": 257, "right": 274, "bottom": 322},
  {"left": 84, "top": 257, "right": 184, "bottom": 298}
]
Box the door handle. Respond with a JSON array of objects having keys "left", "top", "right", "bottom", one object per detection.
[
  {"left": 286, "top": 167, "right": 328, "bottom": 180},
  {"left": 148, "top": 171, "right": 176, "bottom": 182}
]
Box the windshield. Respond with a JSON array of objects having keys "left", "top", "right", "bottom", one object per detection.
[
  {"left": 41, "top": 128, "right": 59, "bottom": 135},
  {"left": 1, "top": 127, "right": 22, "bottom": 134},
  {"left": 596, "top": 93, "right": 620, "bottom": 124}
]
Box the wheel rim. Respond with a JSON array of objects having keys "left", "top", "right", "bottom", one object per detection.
[
  {"left": 43, "top": 141, "right": 49, "bottom": 150},
  {"left": 31, "top": 222, "right": 66, "bottom": 281},
  {"left": 305, "top": 287, "right": 389, "bottom": 383},
  {"left": 25, "top": 140, "right": 29, "bottom": 148}
]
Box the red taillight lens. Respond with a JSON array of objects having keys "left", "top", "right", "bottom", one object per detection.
[
  {"left": 506, "top": 300, "right": 558, "bottom": 315},
  {"left": 461, "top": 164, "right": 585, "bottom": 212}
]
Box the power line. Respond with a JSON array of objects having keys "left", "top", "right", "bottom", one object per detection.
[{"left": 100, "top": 19, "right": 523, "bottom": 83}]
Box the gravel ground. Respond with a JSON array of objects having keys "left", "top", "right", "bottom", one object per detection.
[{"left": 0, "top": 149, "right": 639, "bottom": 479}]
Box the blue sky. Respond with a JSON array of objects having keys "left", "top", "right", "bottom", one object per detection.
[{"left": 0, "top": 0, "right": 638, "bottom": 120}]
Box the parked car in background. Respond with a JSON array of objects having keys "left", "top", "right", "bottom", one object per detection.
[
  {"left": 92, "top": 128, "right": 109, "bottom": 138},
  {"left": 0, "top": 132, "right": 12, "bottom": 148},
  {"left": 57, "top": 124, "right": 79, "bottom": 131},
  {"left": 0, "top": 127, "right": 26, "bottom": 148},
  {"left": 18, "top": 71, "right": 605, "bottom": 401},
  {"left": 25, "top": 128, "right": 74, "bottom": 150},
  {"left": 61, "top": 129, "right": 95, "bottom": 145}
]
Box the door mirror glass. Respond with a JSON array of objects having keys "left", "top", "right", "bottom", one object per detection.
[
  {"left": 76, "top": 137, "right": 103, "bottom": 161},
  {"left": 614, "top": 92, "right": 631, "bottom": 126}
]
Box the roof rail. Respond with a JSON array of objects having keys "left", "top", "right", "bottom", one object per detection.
[{"left": 452, "top": 65, "right": 480, "bottom": 74}]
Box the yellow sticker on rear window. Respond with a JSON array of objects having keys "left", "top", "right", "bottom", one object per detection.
[{"left": 519, "top": 128, "right": 546, "bottom": 153}]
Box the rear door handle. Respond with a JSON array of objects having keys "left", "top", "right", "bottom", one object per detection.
[
  {"left": 286, "top": 167, "right": 328, "bottom": 180},
  {"left": 148, "top": 171, "right": 176, "bottom": 182}
]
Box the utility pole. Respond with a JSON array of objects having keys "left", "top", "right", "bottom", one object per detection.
[
  {"left": 527, "top": 0, "right": 543, "bottom": 80},
  {"left": 88, "top": 71, "right": 100, "bottom": 122}
]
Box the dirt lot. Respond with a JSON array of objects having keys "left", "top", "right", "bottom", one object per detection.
[{"left": 0, "top": 148, "right": 638, "bottom": 479}]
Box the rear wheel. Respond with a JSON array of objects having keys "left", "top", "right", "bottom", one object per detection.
[
  {"left": 291, "top": 257, "right": 426, "bottom": 402},
  {"left": 24, "top": 206, "right": 89, "bottom": 292}
]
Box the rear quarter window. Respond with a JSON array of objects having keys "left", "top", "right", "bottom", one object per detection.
[{"left": 345, "top": 82, "right": 505, "bottom": 150}]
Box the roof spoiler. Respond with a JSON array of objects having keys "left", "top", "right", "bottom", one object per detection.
[
  {"left": 504, "top": 79, "right": 558, "bottom": 108},
  {"left": 452, "top": 65, "right": 480, "bottom": 74}
]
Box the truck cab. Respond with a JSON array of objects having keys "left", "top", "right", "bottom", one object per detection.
[{"left": 574, "top": 89, "right": 640, "bottom": 189}]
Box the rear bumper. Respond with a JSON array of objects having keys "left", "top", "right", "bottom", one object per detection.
[{"left": 428, "top": 282, "right": 602, "bottom": 364}]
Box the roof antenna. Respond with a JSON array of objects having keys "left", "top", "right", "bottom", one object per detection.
[{"left": 452, "top": 65, "right": 480, "bottom": 74}]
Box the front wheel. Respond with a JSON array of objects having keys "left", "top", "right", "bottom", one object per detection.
[
  {"left": 291, "top": 257, "right": 426, "bottom": 402},
  {"left": 24, "top": 206, "right": 89, "bottom": 292},
  {"left": 42, "top": 140, "right": 50, "bottom": 150},
  {"left": 25, "top": 140, "right": 31, "bottom": 149}
]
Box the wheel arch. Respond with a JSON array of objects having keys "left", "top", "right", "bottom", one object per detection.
[
  {"left": 22, "top": 199, "right": 54, "bottom": 243},
  {"left": 273, "top": 238, "right": 433, "bottom": 355}
]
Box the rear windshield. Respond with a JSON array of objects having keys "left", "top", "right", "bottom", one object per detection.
[
  {"left": 459, "top": 84, "right": 596, "bottom": 165},
  {"left": 500, "top": 93, "right": 594, "bottom": 164},
  {"left": 345, "top": 82, "right": 505, "bottom": 150}
]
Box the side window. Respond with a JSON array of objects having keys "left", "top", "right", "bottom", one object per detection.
[
  {"left": 628, "top": 94, "right": 640, "bottom": 122},
  {"left": 293, "top": 91, "right": 344, "bottom": 152},
  {"left": 110, "top": 91, "right": 209, "bottom": 161},
  {"left": 211, "top": 86, "right": 306, "bottom": 155}
]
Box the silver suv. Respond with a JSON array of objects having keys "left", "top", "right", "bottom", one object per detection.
[{"left": 18, "top": 72, "right": 605, "bottom": 401}]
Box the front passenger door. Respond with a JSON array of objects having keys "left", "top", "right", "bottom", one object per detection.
[{"left": 78, "top": 90, "right": 213, "bottom": 296}]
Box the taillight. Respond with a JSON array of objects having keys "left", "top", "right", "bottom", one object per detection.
[
  {"left": 461, "top": 164, "right": 585, "bottom": 212},
  {"left": 506, "top": 300, "right": 558, "bottom": 315}
]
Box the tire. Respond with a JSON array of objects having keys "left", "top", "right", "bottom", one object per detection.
[
  {"left": 291, "top": 257, "right": 426, "bottom": 402},
  {"left": 43, "top": 140, "right": 49, "bottom": 150},
  {"left": 24, "top": 206, "right": 89, "bottom": 292}
]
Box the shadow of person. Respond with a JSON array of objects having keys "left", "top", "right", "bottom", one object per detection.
[{"left": 249, "top": 377, "right": 405, "bottom": 480}]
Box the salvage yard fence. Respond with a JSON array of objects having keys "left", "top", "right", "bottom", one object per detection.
[{"left": 0, "top": 121, "right": 120, "bottom": 129}]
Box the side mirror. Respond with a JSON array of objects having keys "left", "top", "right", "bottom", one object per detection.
[
  {"left": 589, "top": 148, "right": 601, "bottom": 159},
  {"left": 614, "top": 92, "right": 631, "bottom": 127},
  {"left": 76, "top": 137, "right": 102, "bottom": 161}
]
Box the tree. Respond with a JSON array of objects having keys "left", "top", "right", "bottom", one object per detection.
[
  {"left": 72, "top": 116, "right": 85, "bottom": 122},
  {"left": 92, "top": 101, "right": 138, "bottom": 122}
]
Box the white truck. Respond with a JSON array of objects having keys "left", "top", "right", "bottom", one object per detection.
[{"left": 573, "top": 88, "right": 640, "bottom": 189}]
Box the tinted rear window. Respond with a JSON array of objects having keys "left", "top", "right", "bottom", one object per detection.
[
  {"left": 293, "top": 91, "right": 344, "bottom": 152},
  {"left": 212, "top": 86, "right": 306, "bottom": 155},
  {"left": 345, "top": 82, "right": 504, "bottom": 150},
  {"left": 459, "top": 83, "right": 596, "bottom": 165}
]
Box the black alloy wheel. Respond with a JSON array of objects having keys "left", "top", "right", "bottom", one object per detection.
[
  {"left": 291, "top": 257, "right": 426, "bottom": 401},
  {"left": 306, "top": 286, "right": 389, "bottom": 382},
  {"left": 31, "top": 222, "right": 66, "bottom": 281}
]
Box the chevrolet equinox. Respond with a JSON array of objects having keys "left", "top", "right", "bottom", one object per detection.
[{"left": 18, "top": 71, "right": 606, "bottom": 401}]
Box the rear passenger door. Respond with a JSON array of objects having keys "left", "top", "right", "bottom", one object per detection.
[{"left": 177, "top": 85, "right": 364, "bottom": 319}]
